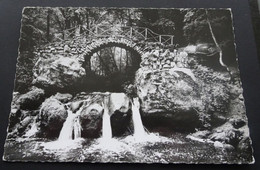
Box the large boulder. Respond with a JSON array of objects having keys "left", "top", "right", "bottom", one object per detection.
[
  {"left": 110, "top": 110, "right": 132, "bottom": 137},
  {"left": 135, "top": 68, "right": 200, "bottom": 113},
  {"left": 109, "top": 93, "right": 131, "bottom": 136},
  {"left": 135, "top": 67, "right": 202, "bottom": 131},
  {"left": 38, "top": 98, "right": 68, "bottom": 138},
  {"left": 80, "top": 103, "right": 103, "bottom": 138},
  {"left": 76, "top": 93, "right": 106, "bottom": 138},
  {"left": 32, "top": 54, "right": 85, "bottom": 89},
  {"left": 74, "top": 92, "right": 106, "bottom": 138},
  {"left": 108, "top": 93, "right": 132, "bottom": 136},
  {"left": 135, "top": 62, "right": 231, "bottom": 131},
  {"left": 16, "top": 86, "right": 45, "bottom": 110}
]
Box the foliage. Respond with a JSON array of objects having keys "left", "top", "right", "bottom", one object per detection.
[
  {"left": 182, "top": 9, "right": 237, "bottom": 65},
  {"left": 19, "top": 8, "right": 235, "bottom": 52},
  {"left": 15, "top": 51, "right": 36, "bottom": 92}
]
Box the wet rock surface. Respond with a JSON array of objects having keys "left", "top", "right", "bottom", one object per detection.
[
  {"left": 80, "top": 103, "right": 103, "bottom": 138},
  {"left": 38, "top": 98, "right": 68, "bottom": 138},
  {"left": 111, "top": 110, "right": 132, "bottom": 137},
  {"left": 16, "top": 86, "right": 45, "bottom": 110},
  {"left": 78, "top": 93, "right": 132, "bottom": 137}
]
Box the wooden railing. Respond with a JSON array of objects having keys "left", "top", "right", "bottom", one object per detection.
[
  {"left": 83, "top": 25, "right": 174, "bottom": 45},
  {"left": 41, "top": 25, "right": 175, "bottom": 48}
]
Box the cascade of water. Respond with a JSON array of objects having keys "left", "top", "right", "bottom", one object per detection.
[
  {"left": 24, "top": 117, "right": 38, "bottom": 138},
  {"left": 102, "top": 107, "right": 112, "bottom": 140},
  {"left": 58, "top": 110, "right": 76, "bottom": 141},
  {"left": 102, "top": 97, "right": 112, "bottom": 140},
  {"left": 131, "top": 97, "right": 146, "bottom": 138},
  {"left": 24, "top": 107, "right": 44, "bottom": 138},
  {"left": 58, "top": 104, "right": 84, "bottom": 141},
  {"left": 73, "top": 115, "right": 81, "bottom": 139}
]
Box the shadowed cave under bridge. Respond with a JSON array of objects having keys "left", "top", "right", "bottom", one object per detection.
[{"left": 83, "top": 44, "right": 141, "bottom": 92}]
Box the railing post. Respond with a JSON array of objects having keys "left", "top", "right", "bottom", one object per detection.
[
  {"left": 159, "top": 35, "right": 161, "bottom": 43},
  {"left": 145, "top": 28, "right": 147, "bottom": 40},
  {"left": 130, "top": 27, "right": 133, "bottom": 39},
  {"left": 171, "top": 36, "right": 173, "bottom": 45}
]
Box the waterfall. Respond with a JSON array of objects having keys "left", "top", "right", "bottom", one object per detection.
[
  {"left": 73, "top": 116, "right": 81, "bottom": 139},
  {"left": 58, "top": 110, "right": 76, "bottom": 141},
  {"left": 41, "top": 106, "right": 84, "bottom": 151},
  {"left": 131, "top": 97, "right": 146, "bottom": 138},
  {"left": 58, "top": 105, "right": 83, "bottom": 141},
  {"left": 102, "top": 105, "right": 112, "bottom": 140},
  {"left": 24, "top": 117, "right": 38, "bottom": 138}
]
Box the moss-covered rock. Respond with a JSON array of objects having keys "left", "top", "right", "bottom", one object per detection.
[
  {"left": 38, "top": 98, "right": 68, "bottom": 138},
  {"left": 80, "top": 103, "right": 103, "bottom": 138},
  {"left": 17, "top": 86, "right": 45, "bottom": 110}
]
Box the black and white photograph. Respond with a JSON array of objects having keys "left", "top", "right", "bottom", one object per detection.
[{"left": 2, "top": 7, "right": 254, "bottom": 163}]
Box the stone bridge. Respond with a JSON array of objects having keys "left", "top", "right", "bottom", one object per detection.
[
  {"left": 36, "top": 25, "right": 175, "bottom": 58},
  {"left": 32, "top": 25, "right": 191, "bottom": 90}
]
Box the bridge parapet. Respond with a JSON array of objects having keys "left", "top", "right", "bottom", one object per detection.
[{"left": 35, "top": 25, "right": 176, "bottom": 59}]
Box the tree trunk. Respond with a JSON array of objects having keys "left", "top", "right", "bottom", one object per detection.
[
  {"left": 47, "top": 9, "right": 50, "bottom": 42},
  {"left": 86, "top": 11, "right": 90, "bottom": 35},
  {"left": 205, "top": 10, "right": 233, "bottom": 82},
  {"left": 205, "top": 10, "right": 230, "bottom": 74}
]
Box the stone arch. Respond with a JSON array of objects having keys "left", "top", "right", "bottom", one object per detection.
[
  {"left": 82, "top": 38, "right": 145, "bottom": 62},
  {"left": 81, "top": 38, "right": 145, "bottom": 92}
]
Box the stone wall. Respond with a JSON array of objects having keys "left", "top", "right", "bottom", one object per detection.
[{"left": 140, "top": 49, "right": 189, "bottom": 70}]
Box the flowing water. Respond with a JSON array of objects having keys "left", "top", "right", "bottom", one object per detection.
[
  {"left": 58, "top": 110, "right": 77, "bottom": 141},
  {"left": 24, "top": 118, "right": 38, "bottom": 138},
  {"left": 41, "top": 105, "right": 84, "bottom": 150},
  {"left": 101, "top": 105, "right": 112, "bottom": 140},
  {"left": 3, "top": 93, "right": 250, "bottom": 163},
  {"left": 58, "top": 105, "right": 84, "bottom": 141},
  {"left": 131, "top": 97, "right": 146, "bottom": 139},
  {"left": 73, "top": 116, "right": 82, "bottom": 139}
]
